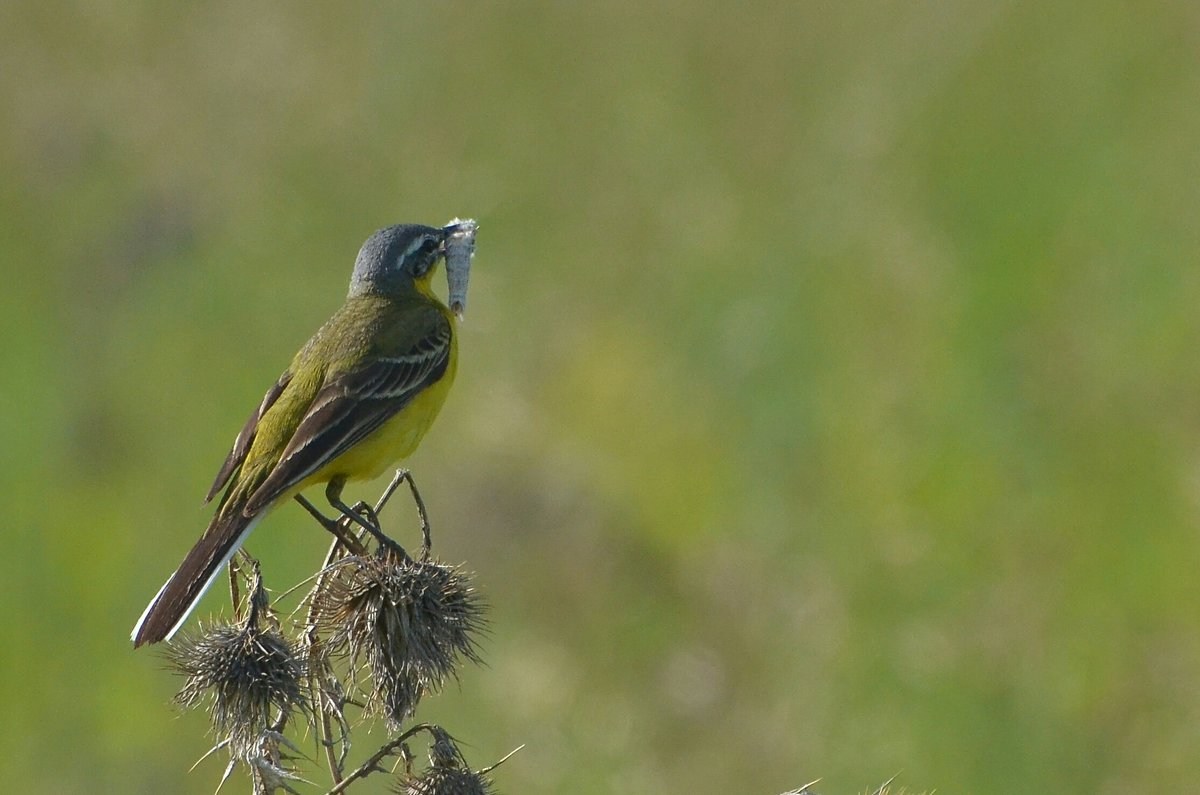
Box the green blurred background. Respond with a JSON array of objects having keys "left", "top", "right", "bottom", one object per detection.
[{"left": 3, "top": 1, "right": 1199, "bottom": 792}]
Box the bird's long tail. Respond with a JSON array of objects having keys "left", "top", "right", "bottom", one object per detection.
[{"left": 131, "top": 507, "right": 262, "bottom": 647}]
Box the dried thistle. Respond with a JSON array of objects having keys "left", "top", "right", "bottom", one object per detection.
[
  {"left": 395, "top": 727, "right": 499, "bottom": 795},
  {"left": 311, "top": 551, "right": 485, "bottom": 728},
  {"left": 398, "top": 766, "right": 496, "bottom": 795},
  {"left": 166, "top": 618, "right": 308, "bottom": 759}
]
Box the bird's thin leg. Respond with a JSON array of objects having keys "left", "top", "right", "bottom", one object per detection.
[
  {"left": 325, "top": 479, "right": 407, "bottom": 558},
  {"left": 294, "top": 493, "right": 368, "bottom": 556}
]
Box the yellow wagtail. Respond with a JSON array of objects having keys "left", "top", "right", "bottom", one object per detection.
[{"left": 132, "top": 221, "right": 475, "bottom": 647}]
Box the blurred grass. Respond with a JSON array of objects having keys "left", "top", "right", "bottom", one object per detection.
[{"left": 4, "top": 0, "right": 1200, "bottom": 792}]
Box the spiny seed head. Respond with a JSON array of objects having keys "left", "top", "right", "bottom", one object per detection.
[
  {"left": 428, "top": 728, "right": 464, "bottom": 769},
  {"left": 396, "top": 767, "right": 496, "bottom": 795},
  {"left": 166, "top": 621, "right": 308, "bottom": 759},
  {"left": 397, "top": 730, "right": 497, "bottom": 795},
  {"left": 312, "top": 554, "right": 486, "bottom": 728}
]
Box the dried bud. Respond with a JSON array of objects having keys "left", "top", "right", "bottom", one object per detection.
[
  {"left": 166, "top": 620, "right": 308, "bottom": 759},
  {"left": 396, "top": 727, "right": 499, "bottom": 795},
  {"left": 397, "top": 767, "right": 496, "bottom": 795},
  {"left": 312, "top": 553, "right": 486, "bottom": 728}
]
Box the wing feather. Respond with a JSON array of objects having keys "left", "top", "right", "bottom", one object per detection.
[
  {"left": 205, "top": 371, "right": 292, "bottom": 503},
  {"left": 242, "top": 317, "right": 451, "bottom": 513}
]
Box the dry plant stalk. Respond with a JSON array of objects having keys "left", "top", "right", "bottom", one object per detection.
[{"left": 161, "top": 470, "right": 509, "bottom": 794}]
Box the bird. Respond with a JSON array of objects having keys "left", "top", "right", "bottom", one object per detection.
[{"left": 132, "top": 222, "right": 468, "bottom": 647}]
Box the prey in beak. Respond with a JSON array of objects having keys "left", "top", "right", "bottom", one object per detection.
[{"left": 442, "top": 218, "right": 477, "bottom": 322}]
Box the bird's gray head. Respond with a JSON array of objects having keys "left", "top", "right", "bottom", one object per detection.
[{"left": 349, "top": 224, "right": 448, "bottom": 296}]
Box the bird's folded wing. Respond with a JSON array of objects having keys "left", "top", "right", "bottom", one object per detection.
[
  {"left": 242, "top": 317, "right": 452, "bottom": 514},
  {"left": 206, "top": 371, "right": 293, "bottom": 504}
]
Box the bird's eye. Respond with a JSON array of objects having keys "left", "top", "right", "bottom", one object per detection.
[{"left": 406, "top": 236, "right": 441, "bottom": 277}]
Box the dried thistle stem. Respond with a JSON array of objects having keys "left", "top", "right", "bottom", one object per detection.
[
  {"left": 307, "top": 535, "right": 351, "bottom": 785},
  {"left": 322, "top": 723, "right": 434, "bottom": 795}
]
